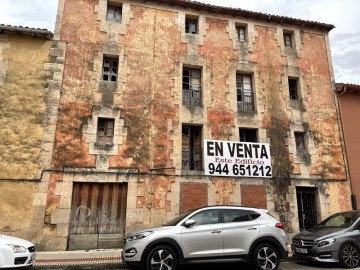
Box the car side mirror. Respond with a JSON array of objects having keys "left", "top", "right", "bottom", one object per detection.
[{"left": 184, "top": 219, "right": 196, "bottom": 227}]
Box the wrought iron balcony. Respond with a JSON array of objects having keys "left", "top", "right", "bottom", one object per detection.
[{"left": 237, "top": 92, "right": 255, "bottom": 112}]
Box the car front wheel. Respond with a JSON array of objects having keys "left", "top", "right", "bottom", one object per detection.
[
  {"left": 146, "top": 245, "right": 178, "bottom": 270},
  {"left": 340, "top": 244, "right": 360, "bottom": 268},
  {"left": 252, "top": 243, "right": 280, "bottom": 270}
]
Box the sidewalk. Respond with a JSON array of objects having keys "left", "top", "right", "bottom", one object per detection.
[{"left": 33, "top": 249, "right": 125, "bottom": 269}]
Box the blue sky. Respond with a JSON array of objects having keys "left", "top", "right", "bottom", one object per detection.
[{"left": 0, "top": 0, "right": 359, "bottom": 85}]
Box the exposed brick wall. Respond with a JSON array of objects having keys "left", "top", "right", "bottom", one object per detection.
[
  {"left": 241, "top": 185, "right": 267, "bottom": 209},
  {"left": 180, "top": 183, "right": 208, "bottom": 213}
]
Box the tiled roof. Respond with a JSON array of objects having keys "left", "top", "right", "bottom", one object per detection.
[
  {"left": 336, "top": 83, "right": 360, "bottom": 94},
  {"left": 0, "top": 24, "right": 53, "bottom": 39},
  {"left": 149, "top": 0, "right": 335, "bottom": 31}
]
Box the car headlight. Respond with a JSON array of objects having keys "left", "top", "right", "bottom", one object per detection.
[
  {"left": 7, "top": 244, "right": 27, "bottom": 253},
  {"left": 126, "top": 231, "right": 153, "bottom": 242},
  {"left": 317, "top": 238, "right": 336, "bottom": 247}
]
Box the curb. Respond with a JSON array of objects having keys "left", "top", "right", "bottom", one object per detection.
[{"left": 32, "top": 263, "right": 127, "bottom": 270}]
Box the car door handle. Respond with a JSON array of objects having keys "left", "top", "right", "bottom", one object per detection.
[
  {"left": 211, "top": 230, "right": 221, "bottom": 234},
  {"left": 247, "top": 227, "right": 257, "bottom": 231}
]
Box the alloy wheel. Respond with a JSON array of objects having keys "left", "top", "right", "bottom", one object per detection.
[
  {"left": 256, "top": 246, "right": 279, "bottom": 270},
  {"left": 341, "top": 244, "right": 360, "bottom": 268},
  {"left": 150, "top": 248, "right": 175, "bottom": 270}
]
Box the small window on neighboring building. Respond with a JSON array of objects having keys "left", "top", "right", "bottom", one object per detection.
[
  {"left": 239, "top": 128, "right": 258, "bottom": 143},
  {"left": 237, "top": 74, "right": 255, "bottom": 112},
  {"left": 183, "top": 68, "right": 202, "bottom": 106},
  {"left": 182, "top": 125, "right": 202, "bottom": 171},
  {"left": 236, "top": 25, "right": 246, "bottom": 42},
  {"left": 97, "top": 118, "right": 115, "bottom": 145},
  {"left": 295, "top": 132, "right": 306, "bottom": 155},
  {"left": 288, "top": 78, "right": 299, "bottom": 100},
  {"left": 284, "top": 32, "right": 293, "bottom": 47},
  {"left": 107, "top": 4, "right": 122, "bottom": 23},
  {"left": 102, "top": 56, "right": 119, "bottom": 81},
  {"left": 185, "top": 16, "right": 198, "bottom": 34}
]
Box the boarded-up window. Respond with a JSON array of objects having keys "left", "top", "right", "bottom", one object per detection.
[
  {"left": 182, "top": 125, "right": 202, "bottom": 170},
  {"left": 102, "top": 56, "right": 118, "bottom": 82},
  {"left": 97, "top": 118, "right": 114, "bottom": 145}
]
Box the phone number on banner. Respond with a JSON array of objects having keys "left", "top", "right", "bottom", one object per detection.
[{"left": 207, "top": 163, "right": 272, "bottom": 177}]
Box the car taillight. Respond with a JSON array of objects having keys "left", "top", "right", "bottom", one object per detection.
[{"left": 275, "top": 222, "right": 285, "bottom": 230}]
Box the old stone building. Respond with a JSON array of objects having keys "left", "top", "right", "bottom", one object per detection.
[
  {"left": 0, "top": 0, "right": 352, "bottom": 251},
  {"left": 0, "top": 25, "right": 54, "bottom": 241}
]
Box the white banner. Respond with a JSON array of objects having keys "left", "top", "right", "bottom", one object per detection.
[{"left": 204, "top": 140, "right": 272, "bottom": 178}]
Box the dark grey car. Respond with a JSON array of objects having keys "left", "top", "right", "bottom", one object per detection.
[{"left": 292, "top": 211, "right": 360, "bottom": 268}]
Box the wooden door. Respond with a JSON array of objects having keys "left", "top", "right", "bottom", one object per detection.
[{"left": 68, "top": 182, "right": 127, "bottom": 250}]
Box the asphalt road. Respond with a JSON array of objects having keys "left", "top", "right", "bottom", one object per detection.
[{"left": 31, "top": 259, "right": 360, "bottom": 270}]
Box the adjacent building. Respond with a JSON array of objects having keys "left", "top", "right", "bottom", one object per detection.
[
  {"left": 336, "top": 83, "right": 360, "bottom": 210},
  {"left": 0, "top": 0, "right": 352, "bottom": 251}
]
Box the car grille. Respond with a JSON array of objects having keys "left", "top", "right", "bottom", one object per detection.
[
  {"left": 292, "top": 238, "right": 315, "bottom": 247},
  {"left": 28, "top": 246, "right": 36, "bottom": 253}
]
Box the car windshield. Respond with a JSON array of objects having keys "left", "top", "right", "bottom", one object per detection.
[
  {"left": 316, "top": 212, "right": 360, "bottom": 228},
  {"left": 164, "top": 211, "right": 192, "bottom": 226}
]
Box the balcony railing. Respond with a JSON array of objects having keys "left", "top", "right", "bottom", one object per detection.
[
  {"left": 237, "top": 92, "right": 255, "bottom": 112},
  {"left": 183, "top": 86, "right": 202, "bottom": 107}
]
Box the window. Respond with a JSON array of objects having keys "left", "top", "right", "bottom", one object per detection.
[
  {"left": 182, "top": 125, "right": 202, "bottom": 171},
  {"left": 102, "top": 56, "right": 118, "bottom": 82},
  {"left": 236, "top": 74, "right": 254, "bottom": 112},
  {"left": 288, "top": 78, "right": 299, "bottom": 100},
  {"left": 236, "top": 25, "right": 246, "bottom": 42},
  {"left": 284, "top": 32, "right": 293, "bottom": 47},
  {"left": 295, "top": 132, "right": 306, "bottom": 155},
  {"left": 223, "top": 209, "right": 260, "bottom": 223},
  {"left": 183, "top": 68, "right": 202, "bottom": 106},
  {"left": 239, "top": 128, "right": 258, "bottom": 143},
  {"left": 185, "top": 16, "right": 198, "bottom": 34},
  {"left": 107, "top": 5, "right": 122, "bottom": 23},
  {"left": 97, "top": 118, "right": 115, "bottom": 145},
  {"left": 190, "top": 209, "right": 219, "bottom": 225}
]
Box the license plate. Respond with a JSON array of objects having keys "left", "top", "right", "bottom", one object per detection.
[{"left": 295, "top": 248, "right": 308, "bottom": 254}]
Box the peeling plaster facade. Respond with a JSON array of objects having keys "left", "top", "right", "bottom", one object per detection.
[{"left": 0, "top": 0, "right": 352, "bottom": 251}]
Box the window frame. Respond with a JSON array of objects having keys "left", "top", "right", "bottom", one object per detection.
[
  {"left": 102, "top": 56, "right": 119, "bottom": 82},
  {"left": 239, "top": 128, "right": 258, "bottom": 143},
  {"left": 294, "top": 132, "right": 307, "bottom": 155},
  {"left": 182, "top": 67, "right": 202, "bottom": 106},
  {"left": 283, "top": 32, "right": 293, "bottom": 48},
  {"left": 288, "top": 78, "right": 299, "bottom": 100},
  {"left": 106, "top": 4, "right": 122, "bottom": 23},
  {"left": 96, "top": 118, "right": 115, "bottom": 146},
  {"left": 236, "top": 73, "right": 255, "bottom": 112},
  {"left": 236, "top": 25, "right": 246, "bottom": 42},
  {"left": 185, "top": 16, "right": 198, "bottom": 34},
  {"left": 182, "top": 125, "right": 202, "bottom": 171}
]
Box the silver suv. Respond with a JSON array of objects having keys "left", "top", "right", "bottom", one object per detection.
[{"left": 122, "top": 205, "right": 288, "bottom": 270}]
